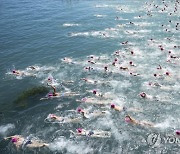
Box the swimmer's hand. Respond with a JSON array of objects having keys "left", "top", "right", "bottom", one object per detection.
[
  {"left": 40, "top": 97, "right": 48, "bottom": 100},
  {"left": 42, "top": 143, "right": 49, "bottom": 147}
]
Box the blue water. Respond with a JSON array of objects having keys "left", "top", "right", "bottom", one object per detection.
[{"left": 0, "top": 0, "right": 180, "bottom": 153}]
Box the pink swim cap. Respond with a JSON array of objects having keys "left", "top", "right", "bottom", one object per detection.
[
  {"left": 77, "top": 108, "right": 82, "bottom": 113},
  {"left": 77, "top": 128, "right": 82, "bottom": 133},
  {"left": 140, "top": 92, "right": 146, "bottom": 98},
  {"left": 48, "top": 78, "right": 52, "bottom": 81},
  {"left": 175, "top": 130, "right": 180, "bottom": 135},
  {"left": 82, "top": 97, "right": 87, "bottom": 102},
  {"left": 48, "top": 93, "right": 53, "bottom": 97},
  {"left": 11, "top": 137, "right": 18, "bottom": 143},
  {"left": 93, "top": 90, "right": 97, "bottom": 94},
  {"left": 111, "top": 104, "right": 115, "bottom": 108},
  {"left": 125, "top": 116, "right": 131, "bottom": 123}
]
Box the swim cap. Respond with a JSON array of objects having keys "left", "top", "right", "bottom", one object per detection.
[
  {"left": 48, "top": 93, "right": 53, "bottom": 97},
  {"left": 140, "top": 92, "right": 146, "bottom": 98},
  {"left": 111, "top": 104, "right": 115, "bottom": 108},
  {"left": 114, "top": 58, "right": 118, "bottom": 61},
  {"left": 125, "top": 116, "right": 131, "bottom": 123},
  {"left": 11, "top": 137, "right": 18, "bottom": 143},
  {"left": 93, "top": 90, "right": 97, "bottom": 94},
  {"left": 77, "top": 108, "right": 82, "bottom": 113},
  {"left": 12, "top": 70, "right": 16, "bottom": 73},
  {"left": 77, "top": 128, "right": 82, "bottom": 133},
  {"left": 165, "top": 72, "right": 169, "bottom": 76},
  {"left": 129, "top": 61, "right": 133, "bottom": 65},
  {"left": 175, "top": 130, "right": 180, "bottom": 135},
  {"left": 82, "top": 97, "right": 87, "bottom": 102},
  {"left": 131, "top": 51, "right": 134, "bottom": 54},
  {"left": 154, "top": 74, "right": 157, "bottom": 77}
]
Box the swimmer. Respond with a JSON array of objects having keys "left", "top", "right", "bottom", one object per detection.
[
  {"left": 139, "top": 92, "right": 153, "bottom": 99},
  {"left": 122, "top": 41, "right": 128, "bottom": 45},
  {"left": 110, "top": 104, "right": 142, "bottom": 112},
  {"left": 61, "top": 57, "right": 74, "bottom": 64},
  {"left": 4, "top": 135, "right": 48, "bottom": 149},
  {"left": 40, "top": 85, "right": 78, "bottom": 100},
  {"left": 70, "top": 128, "right": 111, "bottom": 138},
  {"left": 125, "top": 115, "right": 154, "bottom": 127},
  {"left": 76, "top": 97, "right": 110, "bottom": 105},
  {"left": 120, "top": 66, "right": 128, "bottom": 70},
  {"left": 104, "top": 66, "right": 108, "bottom": 72},
  {"left": 81, "top": 78, "right": 98, "bottom": 84},
  {"left": 87, "top": 60, "right": 96, "bottom": 64},
  {"left": 44, "top": 114, "right": 81, "bottom": 123},
  {"left": 77, "top": 108, "right": 107, "bottom": 119},
  {"left": 129, "top": 61, "right": 136, "bottom": 66},
  {"left": 11, "top": 69, "right": 34, "bottom": 77},
  {"left": 129, "top": 72, "right": 140, "bottom": 76},
  {"left": 90, "top": 89, "right": 103, "bottom": 97},
  {"left": 84, "top": 66, "right": 93, "bottom": 71},
  {"left": 12, "top": 70, "right": 24, "bottom": 76},
  {"left": 28, "top": 66, "right": 36, "bottom": 70}
]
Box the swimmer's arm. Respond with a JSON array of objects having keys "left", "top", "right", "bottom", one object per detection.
[
  {"left": 140, "top": 121, "right": 154, "bottom": 127},
  {"left": 4, "top": 135, "right": 21, "bottom": 140},
  {"left": 40, "top": 97, "right": 49, "bottom": 100},
  {"left": 128, "top": 108, "right": 143, "bottom": 112},
  {"left": 69, "top": 117, "right": 82, "bottom": 122},
  {"left": 115, "top": 106, "right": 123, "bottom": 112},
  {"left": 4, "top": 136, "right": 14, "bottom": 140}
]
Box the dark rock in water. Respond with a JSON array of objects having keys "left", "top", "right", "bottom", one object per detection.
[{"left": 13, "top": 86, "right": 49, "bottom": 106}]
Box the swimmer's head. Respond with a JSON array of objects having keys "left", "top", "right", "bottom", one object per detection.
[
  {"left": 131, "top": 51, "right": 134, "bottom": 55},
  {"left": 77, "top": 128, "right": 82, "bottom": 133},
  {"left": 12, "top": 70, "right": 16, "bottom": 73},
  {"left": 129, "top": 61, "right": 133, "bottom": 65},
  {"left": 140, "top": 92, "right": 146, "bottom": 98},
  {"left": 11, "top": 137, "right": 18, "bottom": 143},
  {"left": 48, "top": 93, "right": 53, "bottom": 97},
  {"left": 111, "top": 104, "right": 115, "bottom": 109},
  {"left": 154, "top": 74, "right": 157, "bottom": 77},
  {"left": 114, "top": 58, "right": 118, "bottom": 62},
  {"left": 93, "top": 90, "right": 97, "bottom": 94},
  {"left": 175, "top": 130, "right": 180, "bottom": 135},
  {"left": 77, "top": 108, "right": 82, "bottom": 113},
  {"left": 165, "top": 72, "right": 170, "bottom": 76},
  {"left": 125, "top": 115, "right": 132, "bottom": 123},
  {"left": 82, "top": 97, "right": 87, "bottom": 102},
  {"left": 104, "top": 66, "right": 108, "bottom": 70},
  {"left": 48, "top": 77, "right": 52, "bottom": 81},
  {"left": 123, "top": 106, "right": 127, "bottom": 111},
  {"left": 50, "top": 114, "right": 57, "bottom": 119},
  {"left": 112, "top": 62, "right": 115, "bottom": 66}
]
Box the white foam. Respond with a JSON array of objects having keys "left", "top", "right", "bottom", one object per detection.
[
  {"left": 94, "top": 14, "right": 106, "bottom": 18},
  {"left": 0, "top": 124, "right": 15, "bottom": 136},
  {"left": 50, "top": 137, "right": 93, "bottom": 153},
  {"left": 63, "top": 23, "right": 80, "bottom": 27}
]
